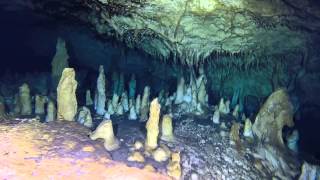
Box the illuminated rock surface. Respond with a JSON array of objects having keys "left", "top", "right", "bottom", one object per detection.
[{"left": 0, "top": 120, "right": 169, "bottom": 179}]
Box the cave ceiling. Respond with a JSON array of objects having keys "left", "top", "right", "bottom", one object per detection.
[{"left": 28, "top": 0, "right": 320, "bottom": 65}]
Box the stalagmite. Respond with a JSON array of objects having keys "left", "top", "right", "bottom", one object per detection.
[
  {"left": 128, "top": 151, "right": 145, "bottom": 162},
  {"left": 35, "top": 95, "right": 46, "bottom": 115},
  {"left": 128, "top": 105, "right": 137, "bottom": 120},
  {"left": 243, "top": 118, "right": 253, "bottom": 138},
  {"left": 287, "top": 130, "right": 299, "bottom": 153},
  {"left": 161, "top": 114, "right": 175, "bottom": 142},
  {"left": 218, "top": 98, "right": 227, "bottom": 114},
  {"left": 140, "top": 86, "right": 150, "bottom": 122},
  {"left": 298, "top": 162, "right": 320, "bottom": 180},
  {"left": 135, "top": 94, "right": 141, "bottom": 115},
  {"left": 197, "top": 80, "right": 207, "bottom": 105},
  {"left": 230, "top": 122, "right": 241, "bottom": 145},
  {"left": 152, "top": 147, "right": 169, "bottom": 162},
  {"left": 111, "top": 72, "right": 119, "bottom": 95},
  {"left": 57, "top": 68, "right": 78, "bottom": 121},
  {"left": 174, "top": 77, "right": 185, "bottom": 104},
  {"left": 95, "top": 65, "right": 106, "bottom": 115},
  {"left": 252, "top": 89, "right": 294, "bottom": 148},
  {"left": 111, "top": 93, "right": 119, "bottom": 111},
  {"left": 86, "top": 90, "right": 93, "bottom": 106},
  {"left": 225, "top": 100, "right": 231, "bottom": 114},
  {"left": 51, "top": 38, "right": 69, "bottom": 89},
  {"left": 116, "top": 102, "right": 124, "bottom": 115},
  {"left": 145, "top": 98, "right": 161, "bottom": 150},
  {"left": 121, "top": 91, "right": 129, "bottom": 112},
  {"left": 118, "top": 73, "right": 125, "bottom": 95},
  {"left": 45, "top": 100, "right": 56, "bottom": 122},
  {"left": 90, "top": 119, "right": 120, "bottom": 151},
  {"left": 13, "top": 94, "right": 21, "bottom": 115},
  {"left": 0, "top": 96, "right": 6, "bottom": 120},
  {"left": 19, "top": 83, "right": 32, "bottom": 115},
  {"left": 76, "top": 106, "right": 93, "bottom": 128},
  {"left": 232, "top": 104, "right": 240, "bottom": 119},
  {"left": 107, "top": 100, "right": 115, "bottom": 115},
  {"left": 167, "top": 152, "right": 181, "bottom": 180},
  {"left": 183, "top": 87, "right": 192, "bottom": 103},
  {"left": 212, "top": 109, "right": 220, "bottom": 124},
  {"left": 128, "top": 74, "right": 136, "bottom": 99}
]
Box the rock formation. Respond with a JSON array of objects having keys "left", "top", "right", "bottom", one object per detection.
[
  {"left": 35, "top": 95, "right": 46, "bottom": 115},
  {"left": 152, "top": 147, "right": 169, "bottom": 162},
  {"left": 86, "top": 90, "right": 93, "bottom": 106},
  {"left": 128, "top": 151, "right": 145, "bottom": 163},
  {"left": 140, "top": 86, "right": 150, "bottom": 122},
  {"left": 19, "top": 83, "right": 32, "bottom": 115},
  {"left": 135, "top": 94, "right": 141, "bottom": 115},
  {"left": 90, "top": 119, "right": 120, "bottom": 151},
  {"left": 243, "top": 118, "right": 253, "bottom": 139},
  {"left": 298, "top": 162, "right": 320, "bottom": 180},
  {"left": 128, "top": 105, "right": 137, "bottom": 120},
  {"left": 175, "top": 77, "right": 185, "bottom": 104},
  {"left": 128, "top": 74, "right": 136, "bottom": 99},
  {"left": 252, "top": 89, "right": 294, "bottom": 148},
  {"left": 76, "top": 106, "right": 93, "bottom": 128},
  {"left": 160, "top": 114, "right": 174, "bottom": 142},
  {"left": 167, "top": 152, "right": 181, "bottom": 180},
  {"left": 287, "top": 130, "right": 299, "bottom": 153},
  {"left": 94, "top": 65, "right": 106, "bottom": 115},
  {"left": 212, "top": 109, "right": 220, "bottom": 124},
  {"left": 57, "top": 68, "right": 78, "bottom": 121},
  {"left": 51, "top": 38, "right": 69, "bottom": 89},
  {"left": 145, "top": 98, "right": 161, "bottom": 150},
  {"left": 45, "top": 100, "right": 56, "bottom": 122}
]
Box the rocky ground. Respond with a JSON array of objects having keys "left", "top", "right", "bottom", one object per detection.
[{"left": 0, "top": 110, "right": 277, "bottom": 180}]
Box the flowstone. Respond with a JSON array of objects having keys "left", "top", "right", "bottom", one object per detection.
[{"left": 252, "top": 89, "right": 294, "bottom": 148}]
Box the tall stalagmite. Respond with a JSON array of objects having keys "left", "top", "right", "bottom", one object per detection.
[
  {"left": 95, "top": 65, "right": 106, "bottom": 115},
  {"left": 145, "top": 98, "right": 161, "bottom": 150},
  {"left": 57, "top": 68, "right": 78, "bottom": 121},
  {"left": 19, "top": 83, "right": 32, "bottom": 115},
  {"left": 51, "top": 38, "right": 69, "bottom": 89}
]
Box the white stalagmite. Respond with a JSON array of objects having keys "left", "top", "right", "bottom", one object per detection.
[
  {"left": 175, "top": 77, "right": 185, "bottom": 104},
  {"left": 116, "top": 102, "right": 124, "bottom": 115},
  {"left": 243, "top": 118, "right": 253, "bottom": 138},
  {"left": 135, "top": 94, "right": 141, "bottom": 115},
  {"left": 232, "top": 104, "right": 240, "bottom": 119},
  {"left": 287, "top": 130, "right": 299, "bottom": 153},
  {"left": 140, "top": 86, "right": 150, "bottom": 121},
  {"left": 112, "top": 93, "right": 119, "bottom": 111},
  {"left": 45, "top": 100, "right": 56, "bottom": 122},
  {"left": 197, "top": 80, "right": 207, "bottom": 105},
  {"left": 35, "top": 95, "right": 46, "bottom": 115},
  {"left": 218, "top": 98, "right": 227, "bottom": 114},
  {"left": 107, "top": 100, "right": 115, "bottom": 115},
  {"left": 95, "top": 65, "right": 106, "bottom": 115},
  {"left": 86, "top": 89, "right": 94, "bottom": 106},
  {"left": 51, "top": 38, "right": 69, "bottom": 89},
  {"left": 77, "top": 106, "right": 93, "bottom": 128},
  {"left": 128, "top": 74, "right": 136, "bottom": 99},
  {"left": 183, "top": 87, "right": 192, "bottom": 103},
  {"left": 19, "top": 83, "right": 32, "bottom": 115},
  {"left": 128, "top": 105, "right": 137, "bottom": 120},
  {"left": 225, "top": 100, "right": 230, "bottom": 114},
  {"left": 212, "top": 109, "right": 220, "bottom": 124},
  {"left": 121, "top": 91, "right": 129, "bottom": 112},
  {"left": 57, "top": 68, "right": 78, "bottom": 121}
]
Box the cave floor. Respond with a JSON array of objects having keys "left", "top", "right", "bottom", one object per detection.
[
  {"left": 0, "top": 119, "right": 169, "bottom": 180},
  {"left": 0, "top": 113, "right": 270, "bottom": 180}
]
